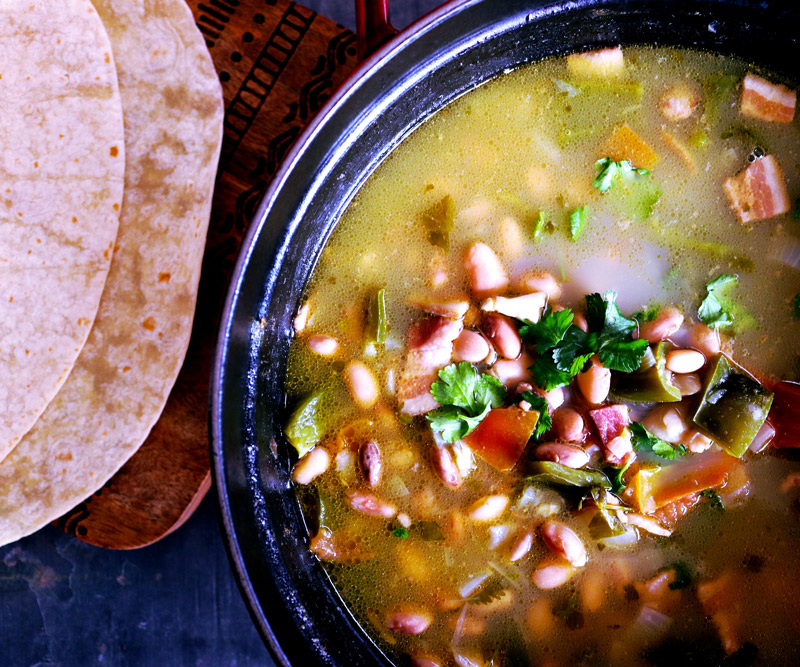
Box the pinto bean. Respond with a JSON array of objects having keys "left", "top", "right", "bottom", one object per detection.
[
  {"left": 499, "top": 216, "right": 524, "bottom": 258},
  {"left": 642, "top": 404, "right": 688, "bottom": 443},
  {"left": 577, "top": 356, "right": 611, "bottom": 405},
  {"left": 464, "top": 242, "right": 508, "bottom": 298},
  {"left": 468, "top": 494, "right": 509, "bottom": 522},
  {"left": 688, "top": 322, "right": 721, "bottom": 357},
  {"left": 509, "top": 529, "right": 534, "bottom": 562},
  {"left": 512, "top": 269, "right": 562, "bottom": 300},
  {"left": 431, "top": 446, "right": 462, "bottom": 489},
  {"left": 453, "top": 329, "right": 490, "bottom": 363},
  {"left": 551, "top": 408, "right": 585, "bottom": 442},
  {"left": 637, "top": 307, "right": 684, "bottom": 343},
  {"left": 491, "top": 352, "right": 534, "bottom": 388},
  {"left": 386, "top": 605, "right": 433, "bottom": 635},
  {"left": 346, "top": 490, "right": 396, "bottom": 518},
  {"left": 573, "top": 312, "right": 589, "bottom": 332},
  {"left": 482, "top": 313, "right": 522, "bottom": 359},
  {"left": 307, "top": 335, "right": 338, "bottom": 356},
  {"left": 531, "top": 561, "right": 574, "bottom": 590},
  {"left": 535, "top": 442, "right": 590, "bottom": 469},
  {"left": 666, "top": 348, "right": 705, "bottom": 374},
  {"left": 672, "top": 372, "right": 702, "bottom": 396},
  {"left": 360, "top": 440, "right": 382, "bottom": 488},
  {"left": 292, "top": 447, "right": 330, "bottom": 485},
  {"left": 540, "top": 521, "right": 587, "bottom": 567},
  {"left": 343, "top": 361, "right": 379, "bottom": 409}
]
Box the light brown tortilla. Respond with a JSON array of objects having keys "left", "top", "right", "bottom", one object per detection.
[
  {"left": 0, "top": 0, "right": 125, "bottom": 459},
  {"left": 0, "top": 0, "right": 224, "bottom": 544}
]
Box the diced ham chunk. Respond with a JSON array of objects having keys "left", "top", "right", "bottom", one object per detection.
[
  {"left": 397, "top": 316, "right": 463, "bottom": 415},
  {"left": 567, "top": 47, "right": 624, "bottom": 79},
  {"left": 659, "top": 84, "right": 700, "bottom": 121},
  {"left": 723, "top": 155, "right": 790, "bottom": 223},
  {"left": 464, "top": 243, "right": 508, "bottom": 298},
  {"left": 741, "top": 72, "right": 796, "bottom": 124},
  {"left": 589, "top": 404, "right": 630, "bottom": 445}
]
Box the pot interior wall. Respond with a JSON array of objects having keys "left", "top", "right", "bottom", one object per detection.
[{"left": 214, "top": 1, "right": 800, "bottom": 665}]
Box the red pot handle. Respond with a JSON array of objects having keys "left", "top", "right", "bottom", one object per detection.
[{"left": 355, "top": 0, "right": 399, "bottom": 59}]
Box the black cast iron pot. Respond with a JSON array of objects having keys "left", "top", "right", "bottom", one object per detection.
[{"left": 210, "top": 1, "right": 800, "bottom": 665}]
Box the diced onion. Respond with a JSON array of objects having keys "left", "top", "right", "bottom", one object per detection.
[
  {"left": 458, "top": 573, "right": 489, "bottom": 599},
  {"left": 488, "top": 524, "right": 511, "bottom": 550},
  {"left": 598, "top": 524, "right": 639, "bottom": 549}
]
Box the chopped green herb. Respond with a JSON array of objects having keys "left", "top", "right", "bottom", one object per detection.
[
  {"left": 593, "top": 157, "right": 651, "bottom": 194},
  {"left": 392, "top": 526, "right": 410, "bottom": 539},
  {"left": 532, "top": 210, "right": 550, "bottom": 241},
  {"left": 586, "top": 290, "right": 636, "bottom": 337},
  {"left": 569, "top": 206, "right": 590, "bottom": 242},
  {"left": 668, "top": 562, "right": 693, "bottom": 590},
  {"left": 611, "top": 459, "right": 633, "bottom": 494},
  {"left": 468, "top": 576, "right": 508, "bottom": 605},
  {"left": 518, "top": 391, "right": 553, "bottom": 439},
  {"left": 793, "top": 294, "right": 800, "bottom": 319},
  {"left": 633, "top": 304, "right": 660, "bottom": 324},
  {"left": 701, "top": 489, "right": 725, "bottom": 511},
  {"left": 630, "top": 422, "right": 686, "bottom": 460},
  {"left": 698, "top": 273, "right": 738, "bottom": 329},
  {"left": 426, "top": 362, "right": 506, "bottom": 442},
  {"left": 365, "top": 288, "right": 388, "bottom": 344},
  {"left": 688, "top": 127, "right": 709, "bottom": 150},
  {"left": 421, "top": 194, "right": 455, "bottom": 252},
  {"left": 518, "top": 308, "right": 574, "bottom": 355}
]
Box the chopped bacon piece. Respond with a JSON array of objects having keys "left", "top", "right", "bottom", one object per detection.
[
  {"left": 397, "top": 316, "right": 463, "bottom": 415},
  {"left": 463, "top": 407, "right": 540, "bottom": 471},
  {"left": 771, "top": 381, "right": 800, "bottom": 448},
  {"left": 567, "top": 47, "right": 624, "bottom": 79},
  {"left": 589, "top": 404, "right": 630, "bottom": 445},
  {"left": 741, "top": 72, "right": 796, "bottom": 123},
  {"left": 723, "top": 154, "right": 790, "bottom": 223}
]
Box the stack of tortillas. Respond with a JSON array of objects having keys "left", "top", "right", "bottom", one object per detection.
[{"left": 0, "top": 0, "right": 223, "bottom": 545}]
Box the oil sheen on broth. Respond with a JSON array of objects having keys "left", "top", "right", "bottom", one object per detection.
[{"left": 284, "top": 46, "right": 800, "bottom": 667}]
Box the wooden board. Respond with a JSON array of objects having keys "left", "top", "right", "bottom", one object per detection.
[{"left": 54, "top": 0, "right": 359, "bottom": 549}]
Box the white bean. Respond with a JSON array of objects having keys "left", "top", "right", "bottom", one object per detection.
[
  {"left": 468, "top": 494, "right": 509, "bottom": 522},
  {"left": 292, "top": 447, "right": 330, "bottom": 485},
  {"left": 535, "top": 442, "right": 589, "bottom": 469},
  {"left": 464, "top": 242, "right": 508, "bottom": 298},
  {"left": 540, "top": 521, "right": 587, "bottom": 567},
  {"left": 688, "top": 322, "right": 721, "bottom": 357},
  {"left": 453, "top": 330, "right": 490, "bottom": 363},
  {"left": 386, "top": 605, "right": 433, "bottom": 635},
  {"left": 343, "top": 361, "right": 379, "bottom": 409},
  {"left": 509, "top": 530, "right": 534, "bottom": 562},
  {"left": 637, "top": 307, "right": 684, "bottom": 343},
  {"left": 307, "top": 335, "right": 338, "bottom": 356},
  {"left": 513, "top": 269, "right": 562, "bottom": 300},
  {"left": 577, "top": 356, "right": 610, "bottom": 405},
  {"left": 666, "top": 348, "right": 705, "bottom": 374},
  {"left": 531, "top": 561, "right": 574, "bottom": 590},
  {"left": 551, "top": 408, "right": 585, "bottom": 442},
  {"left": 642, "top": 404, "right": 688, "bottom": 443},
  {"left": 672, "top": 372, "right": 702, "bottom": 396}
]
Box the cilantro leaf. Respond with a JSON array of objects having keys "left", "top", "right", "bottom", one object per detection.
[
  {"left": 532, "top": 352, "right": 575, "bottom": 391},
  {"left": 597, "top": 336, "right": 650, "bottom": 373},
  {"left": 701, "top": 489, "right": 725, "bottom": 510},
  {"left": 532, "top": 210, "right": 549, "bottom": 241},
  {"left": 518, "top": 308, "right": 574, "bottom": 354},
  {"left": 551, "top": 327, "right": 596, "bottom": 374},
  {"left": 630, "top": 422, "right": 687, "bottom": 460},
  {"left": 392, "top": 526, "right": 409, "bottom": 539},
  {"left": 593, "top": 157, "right": 651, "bottom": 194},
  {"left": 586, "top": 291, "right": 637, "bottom": 336},
  {"left": 569, "top": 206, "right": 590, "bottom": 242},
  {"left": 426, "top": 363, "right": 506, "bottom": 443},
  {"left": 611, "top": 459, "right": 633, "bottom": 494},
  {"left": 518, "top": 391, "right": 553, "bottom": 440},
  {"left": 698, "top": 274, "right": 738, "bottom": 329}
]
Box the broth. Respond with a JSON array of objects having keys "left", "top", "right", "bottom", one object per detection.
[{"left": 284, "top": 46, "right": 800, "bottom": 666}]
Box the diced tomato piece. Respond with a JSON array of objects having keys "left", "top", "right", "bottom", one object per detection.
[
  {"left": 463, "top": 407, "right": 539, "bottom": 471},
  {"left": 588, "top": 404, "right": 630, "bottom": 445},
  {"left": 625, "top": 450, "right": 737, "bottom": 513},
  {"left": 771, "top": 381, "right": 800, "bottom": 448},
  {"left": 723, "top": 154, "right": 790, "bottom": 223},
  {"left": 741, "top": 73, "right": 796, "bottom": 124},
  {"left": 603, "top": 125, "right": 660, "bottom": 170},
  {"left": 567, "top": 47, "right": 624, "bottom": 79}
]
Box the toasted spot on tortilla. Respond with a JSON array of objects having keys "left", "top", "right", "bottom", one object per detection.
[
  {"left": 158, "top": 272, "right": 171, "bottom": 283},
  {"left": 110, "top": 146, "right": 119, "bottom": 157},
  {"left": 142, "top": 317, "right": 157, "bottom": 331}
]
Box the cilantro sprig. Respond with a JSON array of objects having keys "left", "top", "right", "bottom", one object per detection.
[
  {"left": 698, "top": 274, "right": 738, "bottom": 329},
  {"left": 593, "top": 157, "right": 651, "bottom": 194},
  {"left": 630, "top": 422, "right": 687, "bottom": 460},
  {"left": 519, "top": 292, "right": 648, "bottom": 392},
  {"left": 426, "top": 363, "right": 506, "bottom": 442},
  {"left": 518, "top": 391, "right": 553, "bottom": 440},
  {"left": 569, "top": 206, "right": 590, "bottom": 242}
]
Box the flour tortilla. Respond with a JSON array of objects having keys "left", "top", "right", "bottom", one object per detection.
[
  {"left": 0, "top": 0, "right": 224, "bottom": 544},
  {"left": 0, "top": 0, "right": 125, "bottom": 460}
]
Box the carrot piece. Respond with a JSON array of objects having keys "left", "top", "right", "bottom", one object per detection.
[
  {"left": 603, "top": 125, "right": 660, "bottom": 170},
  {"left": 463, "top": 407, "right": 539, "bottom": 471},
  {"left": 661, "top": 131, "right": 695, "bottom": 172},
  {"left": 625, "top": 450, "right": 737, "bottom": 513}
]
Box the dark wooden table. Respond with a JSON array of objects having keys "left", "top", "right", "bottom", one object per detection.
[{"left": 0, "top": 1, "right": 439, "bottom": 666}]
